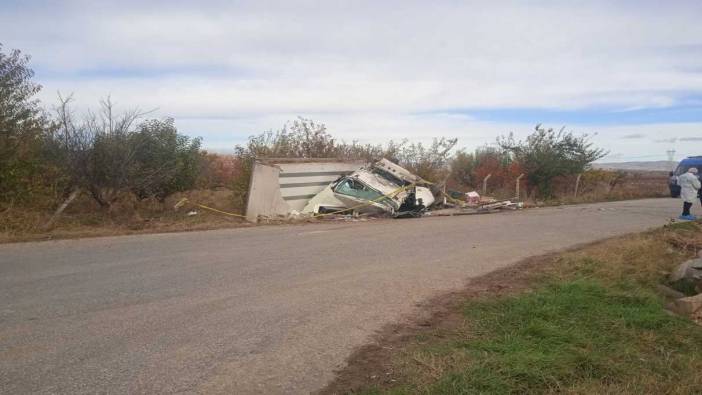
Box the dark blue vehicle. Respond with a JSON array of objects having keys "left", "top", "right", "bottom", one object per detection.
[{"left": 669, "top": 156, "right": 702, "bottom": 198}]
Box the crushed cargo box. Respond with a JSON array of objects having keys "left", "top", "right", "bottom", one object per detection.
[{"left": 245, "top": 158, "right": 365, "bottom": 222}]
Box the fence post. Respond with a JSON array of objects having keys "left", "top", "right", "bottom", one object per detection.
[
  {"left": 482, "top": 173, "right": 492, "bottom": 196},
  {"left": 574, "top": 173, "right": 583, "bottom": 198},
  {"left": 515, "top": 173, "right": 525, "bottom": 200},
  {"left": 42, "top": 187, "right": 80, "bottom": 231}
]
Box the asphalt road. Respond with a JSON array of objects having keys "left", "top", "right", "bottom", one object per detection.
[{"left": 0, "top": 198, "right": 680, "bottom": 394}]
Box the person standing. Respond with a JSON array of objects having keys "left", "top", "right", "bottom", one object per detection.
[
  {"left": 678, "top": 168, "right": 701, "bottom": 220},
  {"left": 669, "top": 171, "right": 680, "bottom": 197}
]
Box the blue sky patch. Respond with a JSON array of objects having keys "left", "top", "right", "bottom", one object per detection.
[{"left": 425, "top": 102, "right": 702, "bottom": 126}]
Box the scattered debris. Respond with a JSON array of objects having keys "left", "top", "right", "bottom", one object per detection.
[
  {"left": 465, "top": 191, "right": 481, "bottom": 205},
  {"left": 245, "top": 157, "right": 524, "bottom": 222}
]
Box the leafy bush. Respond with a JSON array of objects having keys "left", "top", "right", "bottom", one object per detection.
[
  {"left": 130, "top": 118, "right": 202, "bottom": 199},
  {"left": 392, "top": 137, "right": 458, "bottom": 182},
  {"left": 46, "top": 96, "right": 202, "bottom": 206},
  {"left": 499, "top": 125, "right": 607, "bottom": 198},
  {"left": 0, "top": 44, "right": 50, "bottom": 205},
  {"left": 196, "top": 153, "right": 242, "bottom": 189},
  {"left": 449, "top": 146, "right": 519, "bottom": 192}
]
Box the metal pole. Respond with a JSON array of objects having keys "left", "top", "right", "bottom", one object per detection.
[
  {"left": 482, "top": 173, "right": 492, "bottom": 196},
  {"left": 515, "top": 173, "right": 525, "bottom": 200},
  {"left": 574, "top": 173, "right": 583, "bottom": 198}
]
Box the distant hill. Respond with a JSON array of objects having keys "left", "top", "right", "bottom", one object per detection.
[{"left": 593, "top": 161, "right": 677, "bottom": 172}]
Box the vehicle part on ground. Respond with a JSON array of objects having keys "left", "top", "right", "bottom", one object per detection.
[{"left": 302, "top": 159, "right": 435, "bottom": 218}]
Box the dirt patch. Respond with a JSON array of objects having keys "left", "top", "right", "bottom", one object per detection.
[{"left": 318, "top": 250, "right": 569, "bottom": 395}]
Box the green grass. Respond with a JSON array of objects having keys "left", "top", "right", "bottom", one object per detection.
[
  {"left": 352, "top": 225, "right": 702, "bottom": 395},
  {"left": 426, "top": 280, "right": 702, "bottom": 394}
]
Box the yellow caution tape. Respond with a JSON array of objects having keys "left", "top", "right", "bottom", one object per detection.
[
  {"left": 441, "top": 191, "right": 467, "bottom": 207},
  {"left": 174, "top": 197, "right": 248, "bottom": 219},
  {"left": 312, "top": 183, "right": 416, "bottom": 218},
  {"left": 174, "top": 182, "right": 420, "bottom": 221}
]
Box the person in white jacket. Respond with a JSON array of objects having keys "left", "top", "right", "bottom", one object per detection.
[{"left": 678, "top": 167, "right": 701, "bottom": 220}]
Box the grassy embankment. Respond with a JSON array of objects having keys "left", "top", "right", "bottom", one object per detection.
[
  {"left": 327, "top": 221, "right": 702, "bottom": 395},
  {"left": 0, "top": 189, "right": 250, "bottom": 243}
]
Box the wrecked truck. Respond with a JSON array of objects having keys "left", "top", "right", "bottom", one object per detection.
[{"left": 302, "top": 159, "right": 435, "bottom": 217}]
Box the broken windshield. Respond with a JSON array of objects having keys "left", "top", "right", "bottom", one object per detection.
[
  {"left": 371, "top": 168, "right": 406, "bottom": 187},
  {"left": 334, "top": 178, "right": 387, "bottom": 202}
]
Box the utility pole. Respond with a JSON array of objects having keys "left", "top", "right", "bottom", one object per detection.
[
  {"left": 482, "top": 174, "right": 492, "bottom": 195},
  {"left": 666, "top": 149, "right": 676, "bottom": 163}
]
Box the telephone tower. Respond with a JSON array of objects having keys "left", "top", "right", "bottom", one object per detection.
[{"left": 666, "top": 149, "right": 676, "bottom": 162}]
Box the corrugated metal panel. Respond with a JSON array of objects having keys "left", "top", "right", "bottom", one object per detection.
[
  {"left": 276, "top": 163, "right": 359, "bottom": 211},
  {"left": 279, "top": 185, "right": 329, "bottom": 197},
  {"left": 279, "top": 171, "right": 350, "bottom": 178},
  {"left": 279, "top": 181, "right": 332, "bottom": 188},
  {"left": 245, "top": 160, "right": 365, "bottom": 221}
]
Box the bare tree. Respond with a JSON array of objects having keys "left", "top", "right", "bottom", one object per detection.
[
  {"left": 47, "top": 95, "right": 201, "bottom": 210},
  {"left": 47, "top": 94, "right": 142, "bottom": 207}
]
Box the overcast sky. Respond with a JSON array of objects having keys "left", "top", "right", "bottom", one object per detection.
[{"left": 2, "top": 0, "right": 701, "bottom": 162}]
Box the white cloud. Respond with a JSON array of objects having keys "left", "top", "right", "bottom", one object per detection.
[
  {"left": 591, "top": 123, "right": 700, "bottom": 162},
  {"left": 1, "top": 0, "right": 701, "bottom": 159}
]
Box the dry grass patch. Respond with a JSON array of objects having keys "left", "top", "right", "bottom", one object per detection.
[{"left": 0, "top": 206, "right": 250, "bottom": 243}]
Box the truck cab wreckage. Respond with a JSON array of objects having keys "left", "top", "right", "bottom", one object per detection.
[{"left": 302, "top": 158, "right": 435, "bottom": 218}]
